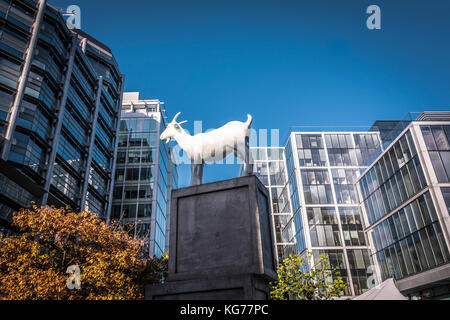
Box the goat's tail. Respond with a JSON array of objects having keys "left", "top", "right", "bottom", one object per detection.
[{"left": 245, "top": 114, "right": 253, "bottom": 128}]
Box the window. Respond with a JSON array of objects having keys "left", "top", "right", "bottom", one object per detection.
[
  {"left": 115, "top": 168, "right": 125, "bottom": 182},
  {"left": 347, "top": 249, "right": 373, "bottom": 295},
  {"left": 371, "top": 192, "right": 450, "bottom": 281},
  {"left": 250, "top": 148, "right": 267, "bottom": 162},
  {"left": 441, "top": 188, "right": 450, "bottom": 215},
  {"left": 9, "top": 131, "right": 46, "bottom": 175},
  {"left": 126, "top": 168, "right": 140, "bottom": 181},
  {"left": 141, "top": 149, "right": 154, "bottom": 163},
  {"left": 271, "top": 187, "right": 291, "bottom": 214},
  {"left": 298, "top": 148, "right": 327, "bottom": 167},
  {"left": 88, "top": 168, "right": 107, "bottom": 195},
  {"left": 127, "top": 150, "right": 141, "bottom": 164},
  {"left": 137, "top": 203, "right": 152, "bottom": 217},
  {"left": 307, "top": 208, "right": 341, "bottom": 247},
  {"left": 139, "top": 184, "right": 153, "bottom": 199},
  {"left": 117, "top": 151, "right": 126, "bottom": 164},
  {"left": 267, "top": 148, "right": 284, "bottom": 161},
  {"left": 297, "top": 134, "right": 327, "bottom": 167},
  {"left": 312, "top": 249, "right": 350, "bottom": 295},
  {"left": 340, "top": 207, "right": 366, "bottom": 246},
  {"left": 124, "top": 185, "right": 139, "bottom": 200},
  {"left": 113, "top": 186, "right": 123, "bottom": 200},
  {"left": 57, "top": 134, "right": 83, "bottom": 173},
  {"left": 421, "top": 125, "right": 450, "bottom": 182},
  {"left": 86, "top": 191, "right": 105, "bottom": 216},
  {"left": 332, "top": 169, "right": 360, "bottom": 204},
  {"left": 253, "top": 162, "right": 269, "bottom": 186},
  {"left": 51, "top": 163, "right": 80, "bottom": 202},
  {"left": 359, "top": 130, "right": 427, "bottom": 225},
  {"left": 302, "top": 170, "right": 333, "bottom": 204},
  {"left": 121, "top": 204, "right": 137, "bottom": 219},
  {"left": 268, "top": 161, "right": 286, "bottom": 186}
]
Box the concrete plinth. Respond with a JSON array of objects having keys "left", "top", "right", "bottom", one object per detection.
[{"left": 145, "top": 175, "right": 277, "bottom": 300}]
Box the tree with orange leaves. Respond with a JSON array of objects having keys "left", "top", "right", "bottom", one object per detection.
[{"left": 0, "top": 205, "right": 166, "bottom": 300}]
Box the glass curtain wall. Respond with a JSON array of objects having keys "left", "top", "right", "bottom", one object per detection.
[
  {"left": 358, "top": 130, "right": 426, "bottom": 225},
  {"left": 0, "top": 1, "right": 123, "bottom": 230},
  {"left": 358, "top": 126, "right": 450, "bottom": 287},
  {"left": 111, "top": 99, "right": 177, "bottom": 259},
  {"left": 248, "top": 131, "right": 382, "bottom": 296},
  {"left": 286, "top": 132, "right": 382, "bottom": 296},
  {"left": 371, "top": 191, "right": 450, "bottom": 280},
  {"left": 250, "top": 147, "right": 290, "bottom": 262},
  {"left": 112, "top": 115, "right": 157, "bottom": 254}
]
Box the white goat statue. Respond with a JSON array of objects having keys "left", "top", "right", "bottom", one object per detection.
[{"left": 160, "top": 112, "right": 253, "bottom": 186}]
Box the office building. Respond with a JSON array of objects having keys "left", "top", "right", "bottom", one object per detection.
[
  {"left": 0, "top": 0, "right": 124, "bottom": 233},
  {"left": 110, "top": 92, "right": 178, "bottom": 258},
  {"left": 356, "top": 111, "right": 450, "bottom": 299},
  {"left": 241, "top": 146, "right": 287, "bottom": 261},
  {"left": 245, "top": 129, "right": 383, "bottom": 296}
]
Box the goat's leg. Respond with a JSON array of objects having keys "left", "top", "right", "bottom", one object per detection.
[
  {"left": 198, "top": 162, "right": 204, "bottom": 184},
  {"left": 190, "top": 163, "right": 198, "bottom": 186},
  {"left": 190, "top": 161, "right": 204, "bottom": 186},
  {"left": 234, "top": 138, "right": 253, "bottom": 176},
  {"left": 234, "top": 148, "right": 248, "bottom": 175},
  {"left": 244, "top": 136, "right": 252, "bottom": 175}
]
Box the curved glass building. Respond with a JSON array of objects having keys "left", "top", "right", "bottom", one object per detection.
[{"left": 0, "top": 0, "right": 123, "bottom": 233}]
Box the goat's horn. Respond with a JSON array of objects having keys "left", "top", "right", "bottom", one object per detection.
[
  {"left": 172, "top": 112, "right": 181, "bottom": 123},
  {"left": 178, "top": 120, "right": 188, "bottom": 126}
]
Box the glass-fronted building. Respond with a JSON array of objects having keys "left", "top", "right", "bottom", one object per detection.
[
  {"left": 242, "top": 147, "right": 288, "bottom": 263},
  {"left": 110, "top": 92, "right": 178, "bottom": 258},
  {"left": 357, "top": 111, "right": 450, "bottom": 299},
  {"left": 0, "top": 0, "right": 123, "bottom": 234},
  {"left": 283, "top": 131, "right": 383, "bottom": 297},
  {"left": 245, "top": 130, "right": 383, "bottom": 297}
]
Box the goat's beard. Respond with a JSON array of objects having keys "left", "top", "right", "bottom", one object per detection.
[{"left": 165, "top": 138, "right": 171, "bottom": 144}]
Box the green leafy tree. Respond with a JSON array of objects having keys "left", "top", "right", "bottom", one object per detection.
[{"left": 270, "top": 252, "right": 349, "bottom": 300}]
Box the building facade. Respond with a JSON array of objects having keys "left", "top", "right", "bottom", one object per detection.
[
  {"left": 283, "top": 131, "right": 383, "bottom": 297},
  {"left": 110, "top": 92, "right": 178, "bottom": 258},
  {"left": 357, "top": 112, "right": 450, "bottom": 299},
  {"left": 243, "top": 147, "right": 288, "bottom": 262},
  {"left": 246, "top": 130, "right": 383, "bottom": 297},
  {"left": 0, "top": 0, "right": 123, "bottom": 233}
]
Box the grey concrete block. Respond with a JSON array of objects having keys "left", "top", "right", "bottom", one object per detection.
[
  {"left": 168, "top": 175, "right": 277, "bottom": 282},
  {"left": 145, "top": 175, "right": 277, "bottom": 300},
  {"left": 146, "top": 274, "right": 270, "bottom": 300}
]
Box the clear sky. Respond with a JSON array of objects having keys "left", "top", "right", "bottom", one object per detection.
[{"left": 52, "top": 0, "right": 450, "bottom": 187}]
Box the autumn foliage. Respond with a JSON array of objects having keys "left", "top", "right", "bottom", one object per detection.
[{"left": 0, "top": 205, "right": 167, "bottom": 300}]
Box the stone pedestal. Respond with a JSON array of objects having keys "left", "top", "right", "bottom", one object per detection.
[{"left": 145, "top": 175, "right": 277, "bottom": 300}]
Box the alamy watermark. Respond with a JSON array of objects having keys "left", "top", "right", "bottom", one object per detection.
[
  {"left": 60, "top": 5, "right": 380, "bottom": 33},
  {"left": 168, "top": 122, "right": 281, "bottom": 166},
  {"left": 366, "top": 5, "right": 381, "bottom": 30},
  {"left": 62, "top": 5, "right": 81, "bottom": 30},
  {"left": 66, "top": 265, "right": 81, "bottom": 290},
  {"left": 366, "top": 264, "right": 379, "bottom": 290}
]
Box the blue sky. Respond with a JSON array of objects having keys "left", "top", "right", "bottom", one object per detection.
[{"left": 52, "top": 0, "right": 450, "bottom": 187}]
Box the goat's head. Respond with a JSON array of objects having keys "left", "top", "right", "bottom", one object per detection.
[{"left": 160, "top": 112, "right": 188, "bottom": 144}]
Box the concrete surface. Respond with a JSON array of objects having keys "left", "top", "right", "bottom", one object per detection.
[{"left": 145, "top": 175, "right": 277, "bottom": 300}]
